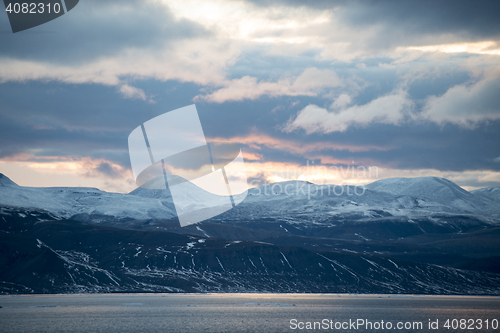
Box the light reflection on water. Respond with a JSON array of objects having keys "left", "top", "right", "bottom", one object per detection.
[{"left": 0, "top": 294, "right": 499, "bottom": 333}]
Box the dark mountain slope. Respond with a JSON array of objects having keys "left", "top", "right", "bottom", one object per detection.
[{"left": 1, "top": 206, "right": 500, "bottom": 295}]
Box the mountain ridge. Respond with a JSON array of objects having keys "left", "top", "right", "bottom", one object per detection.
[
  {"left": 0, "top": 173, "right": 18, "bottom": 187},
  {"left": 1, "top": 207, "right": 500, "bottom": 295},
  {"left": 0, "top": 173, "right": 498, "bottom": 224},
  {"left": 1, "top": 173, "right": 500, "bottom": 294}
]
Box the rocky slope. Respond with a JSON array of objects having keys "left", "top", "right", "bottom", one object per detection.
[{"left": 1, "top": 174, "right": 500, "bottom": 294}]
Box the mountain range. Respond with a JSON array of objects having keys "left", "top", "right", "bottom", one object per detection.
[{"left": 1, "top": 173, "right": 499, "bottom": 294}]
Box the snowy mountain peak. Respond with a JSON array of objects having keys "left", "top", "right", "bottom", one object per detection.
[
  {"left": 362, "top": 176, "right": 491, "bottom": 213},
  {"left": 0, "top": 173, "right": 498, "bottom": 224},
  {"left": 366, "top": 176, "right": 469, "bottom": 196},
  {"left": 472, "top": 187, "right": 500, "bottom": 202},
  {"left": 0, "top": 173, "right": 18, "bottom": 187}
]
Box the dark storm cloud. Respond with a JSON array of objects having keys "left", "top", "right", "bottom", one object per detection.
[
  {"left": 0, "top": 80, "right": 202, "bottom": 130},
  {"left": 338, "top": 0, "right": 500, "bottom": 40},
  {"left": 201, "top": 93, "right": 500, "bottom": 174},
  {"left": 2, "top": 71, "right": 498, "bottom": 176},
  {"left": 236, "top": 120, "right": 500, "bottom": 174},
  {"left": 1, "top": 81, "right": 500, "bottom": 180},
  {"left": 0, "top": 80, "right": 204, "bottom": 167},
  {"left": 1, "top": 0, "right": 499, "bottom": 185},
  {"left": 0, "top": 0, "right": 209, "bottom": 64},
  {"left": 247, "top": 0, "right": 500, "bottom": 42},
  {"left": 328, "top": 122, "right": 500, "bottom": 172},
  {"left": 0, "top": 112, "right": 127, "bottom": 157}
]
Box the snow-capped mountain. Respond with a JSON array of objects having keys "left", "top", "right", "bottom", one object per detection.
[
  {"left": 472, "top": 186, "right": 500, "bottom": 204},
  {"left": 129, "top": 175, "right": 239, "bottom": 218},
  {"left": 366, "top": 177, "right": 484, "bottom": 210},
  {"left": 0, "top": 174, "right": 176, "bottom": 223},
  {"left": 0, "top": 174, "right": 498, "bottom": 225},
  {"left": 213, "top": 177, "right": 500, "bottom": 226},
  {"left": 1, "top": 205, "right": 500, "bottom": 295},
  {"left": 2, "top": 173, "right": 500, "bottom": 295}
]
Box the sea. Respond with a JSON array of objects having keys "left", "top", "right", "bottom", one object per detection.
[{"left": 0, "top": 294, "right": 499, "bottom": 332}]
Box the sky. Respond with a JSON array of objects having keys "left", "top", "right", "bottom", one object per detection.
[{"left": 0, "top": 0, "right": 499, "bottom": 192}]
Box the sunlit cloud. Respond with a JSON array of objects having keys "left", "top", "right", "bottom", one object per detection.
[
  {"left": 209, "top": 132, "right": 392, "bottom": 155},
  {"left": 283, "top": 90, "right": 413, "bottom": 134},
  {"left": 119, "top": 84, "right": 148, "bottom": 101},
  {"left": 241, "top": 151, "right": 263, "bottom": 161},
  {"left": 405, "top": 41, "right": 500, "bottom": 56},
  {"left": 422, "top": 69, "right": 500, "bottom": 127},
  {"left": 1, "top": 0, "right": 500, "bottom": 193},
  {"left": 197, "top": 67, "right": 343, "bottom": 102},
  {"left": 155, "top": 0, "right": 330, "bottom": 43},
  {"left": 244, "top": 160, "right": 500, "bottom": 191},
  {"left": 2, "top": 152, "right": 499, "bottom": 193},
  {"left": 245, "top": 161, "right": 369, "bottom": 187},
  {"left": 0, "top": 155, "right": 134, "bottom": 193},
  {"left": 0, "top": 38, "right": 238, "bottom": 88},
  {"left": 283, "top": 66, "right": 500, "bottom": 132}
]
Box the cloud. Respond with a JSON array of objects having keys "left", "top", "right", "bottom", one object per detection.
[
  {"left": 2, "top": 0, "right": 500, "bottom": 190},
  {"left": 282, "top": 69, "right": 500, "bottom": 134},
  {"left": 162, "top": 0, "right": 331, "bottom": 42},
  {"left": 243, "top": 160, "right": 500, "bottom": 190},
  {"left": 80, "top": 159, "right": 130, "bottom": 180},
  {"left": 336, "top": 0, "right": 500, "bottom": 40},
  {"left": 119, "top": 84, "right": 148, "bottom": 101},
  {"left": 210, "top": 132, "right": 391, "bottom": 156},
  {"left": 331, "top": 93, "right": 352, "bottom": 109},
  {"left": 283, "top": 90, "right": 413, "bottom": 133},
  {"left": 241, "top": 151, "right": 264, "bottom": 161},
  {"left": 0, "top": 0, "right": 209, "bottom": 64},
  {"left": 240, "top": 0, "right": 500, "bottom": 62},
  {"left": 244, "top": 160, "right": 373, "bottom": 187},
  {"left": 404, "top": 41, "right": 500, "bottom": 56},
  {"left": 0, "top": 155, "right": 134, "bottom": 192},
  {"left": 422, "top": 70, "right": 500, "bottom": 127},
  {"left": 1, "top": 0, "right": 498, "bottom": 99},
  {"left": 0, "top": 38, "right": 238, "bottom": 87},
  {"left": 0, "top": 0, "right": 347, "bottom": 91},
  {"left": 196, "top": 67, "right": 343, "bottom": 102},
  {"left": 0, "top": 1, "right": 238, "bottom": 95}
]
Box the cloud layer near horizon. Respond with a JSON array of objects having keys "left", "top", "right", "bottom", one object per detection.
[{"left": 0, "top": 0, "right": 499, "bottom": 191}]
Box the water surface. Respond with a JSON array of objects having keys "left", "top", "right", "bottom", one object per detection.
[{"left": 0, "top": 294, "right": 499, "bottom": 332}]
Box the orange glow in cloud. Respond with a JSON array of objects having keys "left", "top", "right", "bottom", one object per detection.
[
  {"left": 209, "top": 132, "right": 392, "bottom": 154},
  {"left": 206, "top": 132, "right": 388, "bottom": 187},
  {"left": 0, "top": 155, "right": 134, "bottom": 193},
  {"left": 1, "top": 154, "right": 499, "bottom": 192},
  {"left": 241, "top": 151, "right": 263, "bottom": 161},
  {"left": 244, "top": 160, "right": 380, "bottom": 187}
]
